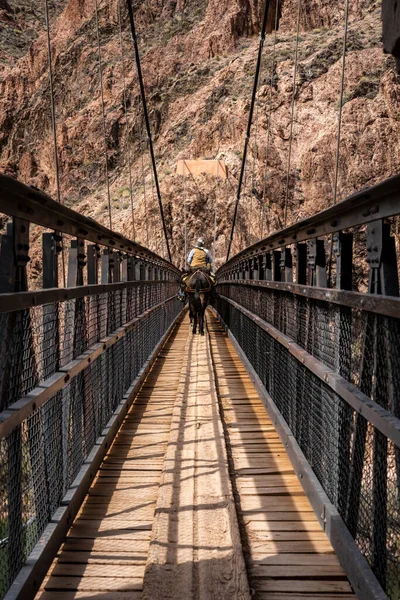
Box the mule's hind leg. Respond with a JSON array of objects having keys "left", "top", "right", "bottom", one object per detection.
[
  {"left": 192, "top": 313, "right": 197, "bottom": 335},
  {"left": 199, "top": 305, "right": 205, "bottom": 336}
]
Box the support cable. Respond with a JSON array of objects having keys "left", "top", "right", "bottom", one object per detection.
[
  {"left": 118, "top": 0, "right": 135, "bottom": 239},
  {"left": 140, "top": 115, "right": 149, "bottom": 248},
  {"left": 213, "top": 161, "right": 219, "bottom": 263},
  {"left": 95, "top": 0, "right": 112, "bottom": 230},
  {"left": 283, "top": 0, "right": 301, "bottom": 228},
  {"left": 126, "top": 0, "right": 172, "bottom": 262},
  {"left": 328, "top": 0, "right": 350, "bottom": 287},
  {"left": 333, "top": 0, "right": 350, "bottom": 206},
  {"left": 226, "top": 0, "right": 271, "bottom": 262},
  {"left": 261, "top": 0, "right": 280, "bottom": 239},
  {"left": 44, "top": 0, "right": 66, "bottom": 287},
  {"left": 183, "top": 161, "right": 187, "bottom": 266}
]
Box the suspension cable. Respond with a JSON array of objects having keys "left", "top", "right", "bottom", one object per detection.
[
  {"left": 44, "top": 0, "right": 66, "bottom": 287},
  {"left": 44, "top": 0, "right": 61, "bottom": 205},
  {"left": 333, "top": 0, "right": 350, "bottom": 205},
  {"left": 261, "top": 0, "right": 280, "bottom": 239},
  {"left": 95, "top": 0, "right": 112, "bottom": 230},
  {"left": 226, "top": 0, "right": 271, "bottom": 261},
  {"left": 118, "top": 0, "right": 135, "bottom": 239},
  {"left": 328, "top": 0, "right": 350, "bottom": 288},
  {"left": 140, "top": 114, "right": 149, "bottom": 248},
  {"left": 126, "top": 0, "right": 172, "bottom": 262},
  {"left": 183, "top": 161, "right": 187, "bottom": 266},
  {"left": 214, "top": 161, "right": 219, "bottom": 263},
  {"left": 283, "top": 0, "right": 301, "bottom": 228}
]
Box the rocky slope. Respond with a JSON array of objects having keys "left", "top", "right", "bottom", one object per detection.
[{"left": 0, "top": 0, "right": 398, "bottom": 271}]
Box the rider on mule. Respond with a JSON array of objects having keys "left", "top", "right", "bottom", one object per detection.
[{"left": 178, "top": 238, "right": 216, "bottom": 302}]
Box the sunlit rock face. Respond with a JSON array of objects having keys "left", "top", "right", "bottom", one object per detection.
[{"left": 0, "top": 0, "right": 398, "bottom": 274}]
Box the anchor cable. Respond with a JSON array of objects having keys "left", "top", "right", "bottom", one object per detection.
[
  {"left": 261, "top": 0, "right": 280, "bottom": 239},
  {"left": 333, "top": 0, "right": 350, "bottom": 206},
  {"left": 44, "top": 0, "right": 66, "bottom": 287},
  {"left": 95, "top": 0, "right": 113, "bottom": 230},
  {"left": 118, "top": 0, "right": 135, "bottom": 239},
  {"left": 226, "top": 0, "right": 272, "bottom": 261},
  {"left": 283, "top": 0, "right": 302, "bottom": 228},
  {"left": 328, "top": 0, "right": 350, "bottom": 287},
  {"left": 126, "top": 0, "right": 172, "bottom": 262}
]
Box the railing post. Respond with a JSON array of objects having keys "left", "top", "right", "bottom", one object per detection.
[
  {"left": 63, "top": 238, "right": 86, "bottom": 491},
  {"left": 87, "top": 244, "right": 99, "bottom": 285},
  {"left": 308, "top": 239, "right": 327, "bottom": 287},
  {"left": 295, "top": 243, "right": 307, "bottom": 285},
  {"left": 272, "top": 250, "right": 281, "bottom": 281},
  {"left": 252, "top": 256, "right": 259, "bottom": 280},
  {"left": 280, "top": 247, "right": 293, "bottom": 283},
  {"left": 264, "top": 253, "right": 272, "bottom": 281}
]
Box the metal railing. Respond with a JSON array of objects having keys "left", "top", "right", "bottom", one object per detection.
[
  {"left": 0, "top": 176, "right": 182, "bottom": 599},
  {"left": 216, "top": 175, "right": 400, "bottom": 600}
]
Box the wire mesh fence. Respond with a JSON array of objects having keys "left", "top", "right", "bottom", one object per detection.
[
  {"left": 0, "top": 283, "right": 181, "bottom": 598},
  {"left": 216, "top": 289, "right": 400, "bottom": 600}
]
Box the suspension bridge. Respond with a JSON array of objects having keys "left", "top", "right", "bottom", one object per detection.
[{"left": 0, "top": 1, "right": 399, "bottom": 599}]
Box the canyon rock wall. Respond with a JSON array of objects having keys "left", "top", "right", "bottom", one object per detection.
[{"left": 0, "top": 0, "right": 398, "bottom": 271}]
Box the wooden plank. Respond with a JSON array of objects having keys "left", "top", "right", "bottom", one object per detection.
[
  {"left": 254, "top": 580, "right": 352, "bottom": 593},
  {"left": 43, "top": 577, "right": 143, "bottom": 591},
  {"left": 250, "top": 553, "right": 341, "bottom": 566},
  {"left": 249, "top": 540, "right": 335, "bottom": 554},
  {"left": 37, "top": 593, "right": 142, "bottom": 600},
  {"left": 57, "top": 551, "right": 147, "bottom": 564},
  {"left": 251, "top": 565, "right": 346, "bottom": 577},
  {"left": 62, "top": 539, "right": 150, "bottom": 553},
  {"left": 51, "top": 564, "right": 145, "bottom": 578}
]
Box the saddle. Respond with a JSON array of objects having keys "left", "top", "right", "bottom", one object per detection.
[{"left": 182, "top": 269, "right": 214, "bottom": 293}]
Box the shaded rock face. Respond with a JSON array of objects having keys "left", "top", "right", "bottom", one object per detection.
[
  {"left": 0, "top": 0, "right": 398, "bottom": 273},
  {"left": 382, "top": 0, "right": 400, "bottom": 71}
]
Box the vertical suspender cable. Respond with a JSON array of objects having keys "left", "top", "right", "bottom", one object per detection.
[
  {"left": 213, "top": 161, "right": 219, "bottom": 263},
  {"left": 283, "top": 0, "right": 301, "bottom": 227},
  {"left": 183, "top": 161, "right": 187, "bottom": 266},
  {"left": 118, "top": 0, "right": 135, "bottom": 239},
  {"left": 140, "top": 116, "right": 149, "bottom": 248},
  {"left": 328, "top": 0, "right": 350, "bottom": 287},
  {"left": 95, "top": 0, "right": 112, "bottom": 230},
  {"left": 44, "top": 0, "right": 61, "bottom": 205},
  {"left": 126, "top": 0, "right": 172, "bottom": 263},
  {"left": 333, "top": 0, "right": 350, "bottom": 205},
  {"left": 261, "top": 0, "right": 280, "bottom": 239},
  {"left": 226, "top": 0, "right": 271, "bottom": 262},
  {"left": 44, "top": 0, "right": 66, "bottom": 287}
]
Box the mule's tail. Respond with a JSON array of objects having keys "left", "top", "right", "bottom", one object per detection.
[{"left": 194, "top": 277, "right": 201, "bottom": 301}]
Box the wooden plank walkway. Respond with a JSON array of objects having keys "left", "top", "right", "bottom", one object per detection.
[
  {"left": 36, "top": 319, "right": 189, "bottom": 600},
  {"left": 207, "top": 311, "right": 356, "bottom": 600},
  {"left": 35, "top": 310, "right": 357, "bottom": 600}
]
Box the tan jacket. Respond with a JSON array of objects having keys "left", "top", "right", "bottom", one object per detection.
[{"left": 188, "top": 247, "right": 211, "bottom": 269}]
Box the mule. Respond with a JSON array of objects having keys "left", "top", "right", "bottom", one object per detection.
[{"left": 185, "top": 270, "right": 211, "bottom": 335}]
